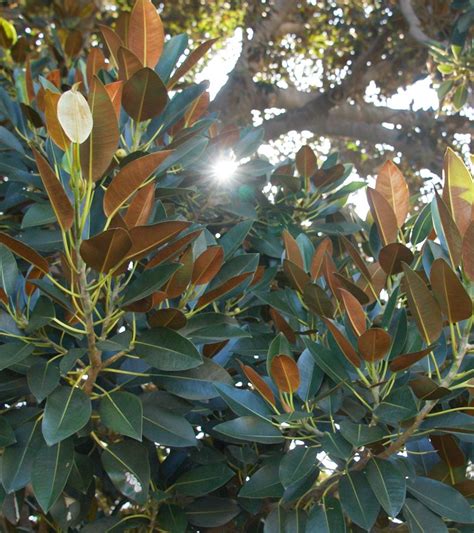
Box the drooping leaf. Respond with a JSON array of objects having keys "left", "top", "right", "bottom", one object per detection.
[
  {"left": 127, "top": 0, "right": 164, "bottom": 68},
  {"left": 57, "top": 88, "right": 93, "bottom": 144},
  {"left": 375, "top": 160, "right": 410, "bottom": 227},
  {"left": 122, "top": 67, "right": 168, "bottom": 122},
  {"left": 42, "top": 386, "right": 92, "bottom": 446},
  {"left": 366, "top": 458, "right": 406, "bottom": 517},
  {"left": 32, "top": 148, "right": 74, "bottom": 232},
  {"left": 104, "top": 151, "right": 173, "bottom": 218},
  {"left": 402, "top": 264, "right": 443, "bottom": 344},
  {"left": 0, "top": 233, "right": 49, "bottom": 274},
  {"left": 367, "top": 187, "right": 398, "bottom": 245},
  {"left": 134, "top": 327, "right": 202, "bottom": 371},
  {"left": 270, "top": 355, "right": 300, "bottom": 394},
  {"left": 357, "top": 327, "right": 391, "bottom": 362},
  {"left": 100, "top": 392, "right": 143, "bottom": 441},
  {"left": 101, "top": 440, "right": 150, "bottom": 504},
  {"left": 430, "top": 258, "right": 472, "bottom": 323},
  {"left": 279, "top": 446, "right": 318, "bottom": 490},
  {"left": 31, "top": 439, "right": 74, "bottom": 512},
  {"left": 389, "top": 345, "right": 435, "bottom": 372},
  {"left": 80, "top": 77, "right": 119, "bottom": 182},
  {"left": 80, "top": 228, "right": 132, "bottom": 273},
  {"left": 339, "top": 471, "right": 380, "bottom": 530}
]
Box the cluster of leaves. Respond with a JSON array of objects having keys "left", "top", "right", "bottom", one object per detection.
[{"left": 0, "top": 0, "right": 473, "bottom": 531}]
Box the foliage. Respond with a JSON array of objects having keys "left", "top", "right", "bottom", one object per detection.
[{"left": 0, "top": 0, "right": 472, "bottom": 531}]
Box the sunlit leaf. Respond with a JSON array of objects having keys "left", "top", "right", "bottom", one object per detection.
[
  {"left": 80, "top": 228, "right": 132, "bottom": 273},
  {"left": 57, "top": 88, "right": 93, "bottom": 144},
  {"left": 375, "top": 160, "right": 409, "bottom": 228},
  {"left": 367, "top": 187, "right": 398, "bottom": 245},
  {"left": 270, "top": 355, "right": 300, "bottom": 394},
  {"left": 127, "top": 0, "right": 164, "bottom": 68},
  {"left": 122, "top": 67, "right": 168, "bottom": 122}
]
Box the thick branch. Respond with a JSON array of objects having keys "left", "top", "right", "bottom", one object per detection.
[{"left": 399, "top": 0, "right": 433, "bottom": 45}]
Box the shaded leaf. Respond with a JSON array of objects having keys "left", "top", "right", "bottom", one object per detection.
[
  {"left": 339, "top": 471, "right": 380, "bottom": 530},
  {"left": 357, "top": 327, "right": 391, "bottom": 362},
  {"left": 366, "top": 458, "right": 406, "bottom": 517},
  {"left": 168, "top": 39, "right": 218, "bottom": 89},
  {"left": 339, "top": 287, "right": 366, "bottom": 336},
  {"left": 271, "top": 355, "right": 300, "bottom": 394},
  {"left": 123, "top": 67, "right": 168, "bottom": 122},
  {"left": 100, "top": 392, "right": 143, "bottom": 441},
  {"left": 379, "top": 243, "right": 414, "bottom": 275},
  {"left": 213, "top": 416, "right": 284, "bottom": 444},
  {"left": 322, "top": 317, "right": 360, "bottom": 367},
  {"left": 80, "top": 228, "right": 132, "bottom": 273}
]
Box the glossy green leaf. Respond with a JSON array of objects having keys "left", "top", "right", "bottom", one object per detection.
[
  {"left": 175, "top": 463, "right": 234, "bottom": 496},
  {"left": 99, "top": 392, "right": 143, "bottom": 441},
  {"left": 27, "top": 361, "right": 60, "bottom": 402},
  {"left": 366, "top": 458, "right": 406, "bottom": 517},
  {"left": 31, "top": 438, "right": 74, "bottom": 512},
  {"left": 403, "top": 498, "right": 448, "bottom": 533},
  {"left": 279, "top": 446, "right": 318, "bottom": 490},
  {"left": 306, "top": 498, "right": 346, "bottom": 533},
  {"left": 213, "top": 416, "right": 284, "bottom": 444},
  {"left": 239, "top": 463, "right": 284, "bottom": 499},
  {"left": 42, "top": 386, "right": 92, "bottom": 446},
  {"left": 0, "top": 245, "right": 17, "bottom": 296},
  {"left": 0, "top": 342, "right": 34, "bottom": 371},
  {"left": 101, "top": 440, "right": 150, "bottom": 504},
  {"left": 339, "top": 420, "right": 384, "bottom": 447},
  {"left": 185, "top": 497, "right": 240, "bottom": 528},
  {"left": 339, "top": 471, "right": 380, "bottom": 530},
  {"left": 0, "top": 417, "right": 16, "bottom": 447}
]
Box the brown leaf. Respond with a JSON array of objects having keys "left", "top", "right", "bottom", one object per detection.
[
  {"left": 124, "top": 182, "right": 155, "bottom": 228},
  {"left": 333, "top": 273, "right": 370, "bottom": 305},
  {"left": 322, "top": 253, "right": 344, "bottom": 299},
  {"left": 430, "top": 258, "right": 472, "bottom": 323},
  {"left": 339, "top": 288, "right": 366, "bottom": 336},
  {"left": 357, "top": 262, "right": 387, "bottom": 304},
  {"left": 367, "top": 187, "right": 398, "bottom": 245},
  {"left": 462, "top": 222, "right": 474, "bottom": 281},
  {"left": 402, "top": 264, "right": 443, "bottom": 344},
  {"left": 25, "top": 267, "right": 44, "bottom": 297},
  {"left": 312, "top": 164, "right": 345, "bottom": 188},
  {"left": 295, "top": 145, "right": 317, "bottom": 178},
  {"left": 196, "top": 272, "right": 252, "bottom": 310},
  {"left": 375, "top": 160, "right": 410, "bottom": 228},
  {"left": 117, "top": 46, "right": 143, "bottom": 81},
  {"left": 340, "top": 235, "right": 372, "bottom": 283},
  {"left": 379, "top": 243, "right": 414, "bottom": 275},
  {"left": 269, "top": 308, "right": 296, "bottom": 344},
  {"left": 168, "top": 38, "right": 218, "bottom": 89},
  {"left": 80, "top": 228, "right": 132, "bottom": 273},
  {"left": 430, "top": 434, "right": 466, "bottom": 469},
  {"left": 86, "top": 47, "right": 106, "bottom": 88},
  {"left": 284, "top": 259, "right": 310, "bottom": 293},
  {"left": 310, "top": 237, "right": 333, "bottom": 279},
  {"left": 165, "top": 248, "right": 192, "bottom": 298},
  {"left": 435, "top": 193, "right": 462, "bottom": 268},
  {"left": 126, "top": 221, "right": 192, "bottom": 263},
  {"left": 322, "top": 317, "right": 360, "bottom": 367},
  {"left": 240, "top": 362, "right": 276, "bottom": 407},
  {"left": 148, "top": 308, "right": 187, "bottom": 330},
  {"left": 357, "top": 328, "right": 391, "bottom": 362},
  {"left": 104, "top": 81, "right": 123, "bottom": 118},
  {"left": 99, "top": 25, "right": 123, "bottom": 68},
  {"left": 25, "top": 57, "right": 35, "bottom": 103},
  {"left": 410, "top": 375, "right": 451, "bottom": 400},
  {"left": 127, "top": 0, "right": 164, "bottom": 69},
  {"left": 303, "top": 283, "right": 334, "bottom": 317},
  {"left": 44, "top": 91, "right": 70, "bottom": 151},
  {"left": 80, "top": 77, "right": 119, "bottom": 182},
  {"left": 145, "top": 230, "right": 202, "bottom": 270},
  {"left": 283, "top": 229, "right": 304, "bottom": 269},
  {"left": 443, "top": 147, "right": 474, "bottom": 237},
  {"left": 271, "top": 355, "right": 300, "bottom": 394},
  {"left": 122, "top": 67, "right": 168, "bottom": 121},
  {"left": 191, "top": 246, "right": 224, "bottom": 286},
  {"left": 32, "top": 148, "right": 74, "bottom": 232},
  {"left": 103, "top": 151, "right": 173, "bottom": 218},
  {"left": 64, "top": 29, "right": 83, "bottom": 58},
  {"left": 389, "top": 346, "right": 435, "bottom": 372},
  {"left": 184, "top": 91, "right": 210, "bottom": 126},
  {"left": 0, "top": 233, "right": 49, "bottom": 273}
]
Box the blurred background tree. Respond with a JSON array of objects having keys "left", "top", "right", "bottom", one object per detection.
[{"left": 0, "top": 0, "right": 472, "bottom": 183}]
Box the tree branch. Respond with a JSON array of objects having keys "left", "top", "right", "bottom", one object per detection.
[{"left": 399, "top": 0, "right": 434, "bottom": 45}]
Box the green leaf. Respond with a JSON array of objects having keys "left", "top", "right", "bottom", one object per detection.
[
  {"left": 215, "top": 383, "right": 272, "bottom": 421},
  {"left": 320, "top": 432, "right": 353, "bottom": 461},
  {"left": 339, "top": 421, "right": 384, "bottom": 447},
  {"left": 185, "top": 497, "right": 240, "bottom": 528},
  {"left": 339, "top": 471, "right": 380, "bottom": 530},
  {"left": 366, "top": 458, "right": 406, "bottom": 517},
  {"left": 267, "top": 332, "right": 292, "bottom": 376},
  {"left": 239, "top": 463, "right": 284, "bottom": 499},
  {"left": 307, "top": 498, "right": 346, "bottom": 533},
  {"left": 0, "top": 417, "right": 16, "bottom": 447},
  {"left": 27, "top": 361, "right": 60, "bottom": 402},
  {"left": 0, "top": 342, "right": 34, "bottom": 371},
  {"left": 142, "top": 395, "right": 195, "bottom": 447},
  {"left": 25, "top": 296, "right": 55, "bottom": 334},
  {"left": 134, "top": 327, "right": 202, "bottom": 371},
  {"left": 153, "top": 358, "right": 232, "bottom": 400},
  {"left": 303, "top": 339, "right": 349, "bottom": 383},
  {"left": 101, "top": 440, "right": 150, "bottom": 504},
  {"left": 175, "top": 463, "right": 234, "bottom": 496},
  {"left": 158, "top": 503, "right": 188, "bottom": 533},
  {"left": 122, "top": 263, "right": 180, "bottom": 306},
  {"left": 1, "top": 421, "right": 42, "bottom": 493},
  {"left": 406, "top": 476, "right": 473, "bottom": 523},
  {"left": 403, "top": 498, "right": 448, "bottom": 533},
  {"left": 42, "top": 386, "right": 92, "bottom": 446},
  {"left": 99, "top": 392, "right": 143, "bottom": 441},
  {"left": 279, "top": 447, "right": 318, "bottom": 490},
  {"left": 213, "top": 416, "right": 284, "bottom": 444},
  {"left": 31, "top": 438, "right": 74, "bottom": 512},
  {"left": 374, "top": 386, "right": 418, "bottom": 423},
  {"left": 220, "top": 220, "right": 254, "bottom": 259},
  {"left": 22, "top": 203, "right": 56, "bottom": 229},
  {"left": 264, "top": 507, "right": 308, "bottom": 533},
  {"left": 0, "top": 245, "right": 17, "bottom": 296}
]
